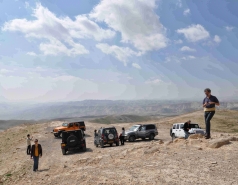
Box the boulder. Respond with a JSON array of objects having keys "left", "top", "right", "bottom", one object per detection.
[
  {"left": 189, "top": 139, "right": 202, "bottom": 145},
  {"left": 144, "top": 146, "right": 160, "bottom": 154},
  {"left": 188, "top": 134, "right": 203, "bottom": 139},
  {"left": 208, "top": 138, "right": 230, "bottom": 148}
]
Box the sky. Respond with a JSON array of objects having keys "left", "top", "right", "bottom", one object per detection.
[{"left": 0, "top": 0, "right": 237, "bottom": 102}]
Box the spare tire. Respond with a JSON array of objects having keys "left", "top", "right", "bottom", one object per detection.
[
  {"left": 108, "top": 134, "right": 114, "bottom": 140},
  {"left": 67, "top": 135, "right": 78, "bottom": 147}
]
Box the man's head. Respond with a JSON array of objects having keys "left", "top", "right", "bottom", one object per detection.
[
  {"left": 34, "top": 139, "right": 38, "bottom": 145},
  {"left": 188, "top": 120, "right": 191, "bottom": 124},
  {"left": 27, "top": 134, "right": 30, "bottom": 137},
  {"left": 204, "top": 88, "right": 211, "bottom": 96}
]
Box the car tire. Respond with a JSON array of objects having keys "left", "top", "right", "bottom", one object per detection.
[
  {"left": 172, "top": 134, "right": 176, "bottom": 141},
  {"left": 170, "top": 128, "right": 172, "bottom": 137},
  {"left": 54, "top": 134, "right": 58, "bottom": 137},
  {"left": 116, "top": 142, "right": 119, "bottom": 146},
  {"left": 149, "top": 134, "right": 155, "bottom": 140},
  {"left": 129, "top": 136, "right": 135, "bottom": 142},
  {"left": 110, "top": 144, "right": 113, "bottom": 147},
  {"left": 82, "top": 145, "right": 86, "bottom": 152},
  {"left": 100, "top": 141, "right": 104, "bottom": 148},
  {"left": 58, "top": 131, "right": 63, "bottom": 138},
  {"left": 62, "top": 149, "right": 66, "bottom": 155}
]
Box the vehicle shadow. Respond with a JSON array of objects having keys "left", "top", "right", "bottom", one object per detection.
[
  {"left": 125, "top": 138, "right": 160, "bottom": 143},
  {"left": 65, "top": 148, "right": 93, "bottom": 155}
]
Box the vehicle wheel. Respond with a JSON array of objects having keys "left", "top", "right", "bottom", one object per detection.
[
  {"left": 62, "top": 149, "right": 66, "bottom": 155},
  {"left": 58, "top": 131, "right": 63, "bottom": 138},
  {"left": 129, "top": 136, "right": 135, "bottom": 142},
  {"left": 172, "top": 134, "right": 176, "bottom": 141},
  {"left": 54, "top": 134, "right": 58, "bottom": 137},
  {"left": 100, "top": 142, "right": 104, "bottom": 148},
  {"left": 110, "top": 143, "right": 113, "bottom": 147},
  {"left": 82, "top": 145, "right": 86, "bottom": 152},
  {"left": 116, "top": 142, "right": 119, "bottom": 146},
  {"left": 149, "top": 134, "right": 155, "bottom": 140},
  {"left": 170, "top": 128, "right": 172, "bottom": 137},
  {"left": 96, "top": 144, "right": 98, "bottom": 147}
]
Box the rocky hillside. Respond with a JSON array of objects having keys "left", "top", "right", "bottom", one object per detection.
[{"left": 0, "top": 113, "right": 238, "bottom": 185}]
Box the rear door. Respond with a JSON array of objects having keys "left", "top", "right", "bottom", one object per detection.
[{"left": 137, "top": 125, "right": 146, "bottom": 138}]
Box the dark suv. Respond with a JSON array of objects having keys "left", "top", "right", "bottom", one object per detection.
[
  {"left": 124, "top": 124, "right": 158, "bottom": 142},
  {"left": 94, "top": 127, "right": 119, "bottom": 148},
  {"left": 61, "top": 129, "right": 86, "bottom": 155}
]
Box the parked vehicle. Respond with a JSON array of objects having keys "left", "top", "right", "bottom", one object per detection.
[
  {"left": 61, "top": 129, "right": 86, "bottom": 155},
  {"left": 52, "top": 121, "right": 86, "bottom": 138},
  {"left": 124, "top": 124, "right": 158, "bottom": 142},
  {"left": 170, "top": 123, "right": 205, "bottom": 140},
  {"left": 94, "top": 127, "right": 119, "bottom": 148}
]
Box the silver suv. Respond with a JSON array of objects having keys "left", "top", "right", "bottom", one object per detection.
[{"left": 124, "top": 124, "right": 158, "bottom": 142}]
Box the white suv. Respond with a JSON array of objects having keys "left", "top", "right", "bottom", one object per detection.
[{"left": 170, "top": 123, "right": 205, "bottom": 140}]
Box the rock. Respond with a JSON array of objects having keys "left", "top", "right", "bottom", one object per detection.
[
  {"left": 63, "top": 165, "right": 67, "bottom": 168},
  {"left": 189, "top": 139, "right": 202, "bottom": 145},
  {"left": 158, "top": 140, "right": 164, "bottom": 144},
  {"left": 228, "top": 137, "right": 238, "bottom": 141},
  {"left": 144, "top": 146, "right": 160, "bottom": 154},
  {"left": 211, "top": 161, "right": 217, "bottom": 164},
  {"left": 208, "top": 138, "right": 230, "bottom": 148},
  {"left": 164, "top": 141, "right": 172, "bottom": 145},
  {"left": 173, "top": 138, "right": 185, "bottom": 143},
  {"left": 219, "top": 134, "right": 223, "bottom": 137},
  {"left": 188, "top": 134, "right": 203, "bottom": 139},
  {"left": 197, "top": 147, "right": 203, "bottom": 150}
]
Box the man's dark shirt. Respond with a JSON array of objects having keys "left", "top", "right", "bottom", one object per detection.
[
  {"left": 184, "top": 122, "right": 190, "bottom": 132},
  {"left": 31, "top": 144, "right": 42, "bottom": 157},
  {"left": 203, "top": 95, "right": 219, "bottom": 111}
]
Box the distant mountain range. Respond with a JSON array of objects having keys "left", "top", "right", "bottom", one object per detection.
[{"left": 0, "top": 100, "right": 238, "bottom": 120}]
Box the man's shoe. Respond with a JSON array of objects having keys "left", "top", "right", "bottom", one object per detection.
[{"left": 205, "top": 135, "right": 210, "bottom": 139}]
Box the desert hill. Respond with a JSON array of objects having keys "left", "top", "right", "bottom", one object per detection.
[{"left": 0, "top": 110, "right": 238, "bottom": 184}]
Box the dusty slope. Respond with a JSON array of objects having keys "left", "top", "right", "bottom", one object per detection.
[{"left": 0, "top": 119, "right": 238, "bottom": 185}]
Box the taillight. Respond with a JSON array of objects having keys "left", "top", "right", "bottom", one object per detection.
[{"left": 102, "top": 134, "right": 104, "bottom": 139}]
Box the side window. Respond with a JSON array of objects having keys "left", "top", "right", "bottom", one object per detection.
[
  {"left": 176, "top": 124, "right": 179, "bottom": 129},
  {"left": 69, "top": 123, "right": 73, "bottom": 127},
  {"left": 75, "top": 123, "right": 79, "bottom": 127},
  {"left": 141, "top": 126, "right": 146, "bottom": 131},
  {"left": 173, "top": 125, "right": 176, "bottom": 129},
  {"left": 180, "top": 124, "right": 184, "bottom": 129}
]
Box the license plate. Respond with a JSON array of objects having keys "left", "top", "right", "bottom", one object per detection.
[
  {"left": 108, "top": 141, "right": 114, "bottom": 143},
  {"left": 61, "top": 144, "right": 66, "bottom": 146}
]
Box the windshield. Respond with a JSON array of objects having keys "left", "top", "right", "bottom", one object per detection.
[
  {"left": 129, "top": 125, "right": 140, "bottom": 131},
  {"left": 190, "top": 124, "right": 199, "bottom": 128},
  {"left": 62, "top": 123, "right": 68, "bottom": 127}
]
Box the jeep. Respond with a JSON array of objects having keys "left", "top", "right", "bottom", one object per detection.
[
  {"left": 124, "top": 124, "right": 158, "bottom": 142},
  {"left": 170, "top": 123, "right": 205, "bottom": 140},
  {"left": 61, "top": 129, "right": 86, "bottom": 155},
  {"left": 52, "top": 121, "right": 86, "bottom": 138},
  {"left": 94, "top": 127, "right": 119, "bottom": 148}
]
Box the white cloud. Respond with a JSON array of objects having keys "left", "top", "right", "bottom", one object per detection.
[
  {"left": 180, "top": 46, "right": 196, "bottom": 52},
  {"left": 96, "top": 43, "right": 140, "bottom": 65},
  {"left": 132, "top": 63, "right": 141, "bottom": 69},
  {"left": 177, "top": 24, "right": 210, "bottom": 42},
  {"left": 0, "top": 69, "right": 12, "bottom": 74},
  {"left": 176, "top": 0, "right": 182, "bottom": 7},
  {"left": 145, "top": 78, "right": 163, "bottom": 84},
  {"left": 214, "top": 35, "right": 221, "bottom": 43},
  {"left": 26, "top": 52, "right": 37, "bottom": 56},
  {"left": 183, "top": 9, "right": 190, "bottom": 16},
  {"left": 174, "top": 39, "right": 183, "bottom": 44},
  {"left": 90, "top": 0, "right": 168, "bottom": 52},
  {"left": 225, "top": 26, "right": 234, "bottom": 31},
  {"left": 2, "top": 3, "right": 115, "bottom": 56},
  {"left": 25, "top": 2, "right": 29, "bottom": 8},
  {"left": 181, "top": 55, "right": 196, "bottom": 60}
]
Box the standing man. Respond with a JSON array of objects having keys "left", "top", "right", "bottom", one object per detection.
[
  {"left": 203, "top": 88, "right": 220, "bottom": 139},
  {"left": 26, "top": 134, "right": 33, "bottom": 155},
  {"left": 31, "top": 139, "right": 42, "bottom": 172},
  {"left": 183, "top": 120, "right": 191, "bottom": 139},
  {"left": 120, "top": 127, "right": 125, "bottom": 145}
]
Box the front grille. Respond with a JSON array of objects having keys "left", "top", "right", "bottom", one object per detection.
[{"left": 195, "top": 130, "right": 205, "bottom": 135}]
